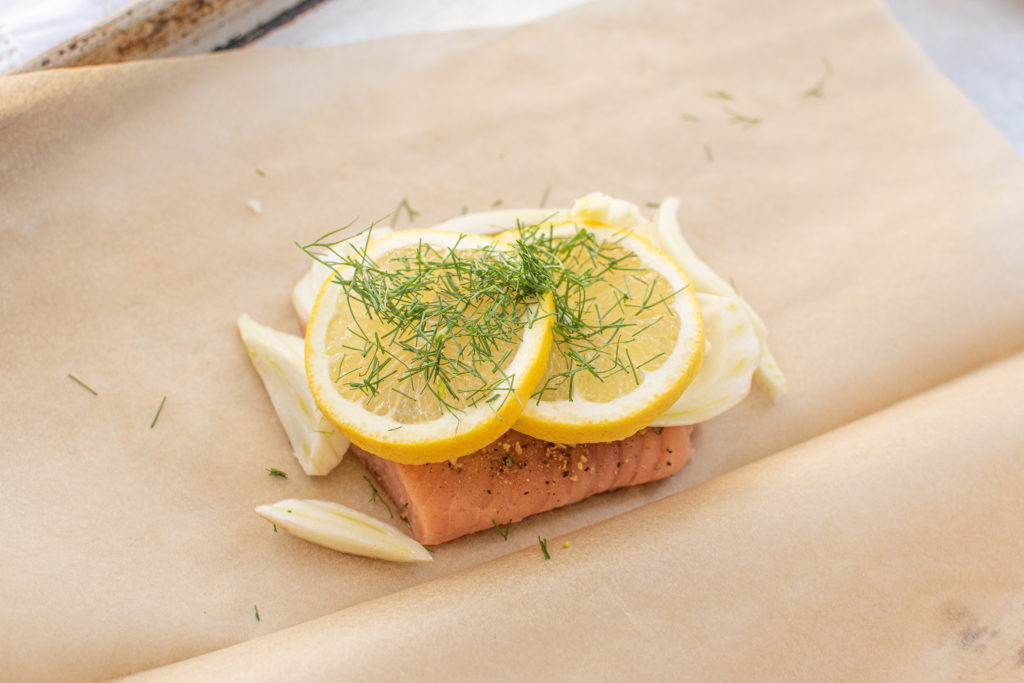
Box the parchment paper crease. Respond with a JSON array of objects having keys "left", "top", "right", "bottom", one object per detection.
[
  {"left": 127, "top": 353, "right": 1024, "bottom": 682},
  {"left": 1, "top": 0, "right": 1022, "bottom": 680}
]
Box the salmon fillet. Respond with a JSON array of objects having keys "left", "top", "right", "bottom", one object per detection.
[{"left": 349, "top": 426, "right": 693, "bottom": 545}]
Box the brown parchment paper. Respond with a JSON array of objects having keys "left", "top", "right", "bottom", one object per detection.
[
  {"left": 0, "top": 0, "right": 1022, "bottom": 679},
  {"left": 127, "top": 353, "right": 1024, "bottom": 682}
]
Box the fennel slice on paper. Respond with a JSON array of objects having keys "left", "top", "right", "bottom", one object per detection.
[
  {"left": 237, "top": 314, "right": 349, "bottom": 476},
  {"left": 255, "top": 499, "right": 432, "bottom": 562}
]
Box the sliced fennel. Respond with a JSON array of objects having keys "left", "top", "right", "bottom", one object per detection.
[
  {"left": 237, "top": 314, "right": 349, "bottom": 476},
  {"left": 292, "top": 260, "right": 334, "bottom": 328},
  {"left": 650, "top": 293, "right": 760, "bottom": 426},
  {"left": 653, "top": 197, "right": 786, "bottom": 398},
  {"left": 255, "top": 498, "right": 432, "bottom": 562}
]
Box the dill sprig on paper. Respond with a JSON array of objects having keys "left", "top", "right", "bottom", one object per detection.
[
  {"left": 363, "top": 475, "right": 393, "bottom": 519},
  {"left": 492, "top": 519, "right": 512, "bottom": 540},
  {"left": 150, "top": 396, "right": 167, "bottom": 428},
  {"left": 538, "top": 536, "right": 551, "bottom": 560},
  {"left": 389, "top": 197, "right": 420, "bottom": 228},
  {"left": 67, "top": 373, "right": 98, "bottom": 396},
  {"left": 724, "top": 107, "right": 762, "bottom": 130},
  {"left": 804, "top": 57, "right": 832, "bottom": 98},
  {"left": 704, "top": 89, "right": 733, "bottom": 100}
]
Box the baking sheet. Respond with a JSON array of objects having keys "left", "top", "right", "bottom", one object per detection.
[{"left": 1, "top": 0, "right": 1022, "bottom": 679}]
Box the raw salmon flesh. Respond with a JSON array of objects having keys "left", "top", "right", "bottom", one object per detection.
[{"left": 350, "top": 426, "right": 693, "bottom": 545}]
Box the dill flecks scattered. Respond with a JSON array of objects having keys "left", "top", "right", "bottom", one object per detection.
[
  {"left": 724, "top": 107, "right": 762, "bottom": 130},
  {"left": 645, "top": 201, "right": 660, "bottom": 209},
  {"left": 804, "top": 57, "right": 832, "bottom": 98},
  {"left": 273, "top": 524, "right": 278, "bottom": 533},
  {"left": 255, "top": 168, "right": 266, "bottom": 177},
  {"left": 704, "top": 144, "right": 713, "bottom": 162},
  {"left": 266, "top": 467, "right": 287, "bottom": 478},
  {"left": 254, "top": 605, "right": 260, "bottom": 621},
  {"left": 539, "top": 186, "right": 551, "bottom": 208},
  {"left": 562, "top": 541, "right": 571, "bottom": 549},
  {"left": 67, "top": 373, "right": 97, "bottom": 396},
  {"left": 681, "top": 113, "right": 700, "bottom": 123},
  {"left": 538, "top": 536, "right": 551, "bottom": 560},
  {"left": 704, "top": 89, "right": 733, "bottom": 100},
  {"left": 149, "top": 396, "right": 166, "bottom": 428},
  {"left": 491, "top": 199, "right": 503, "bottom": 208},
  {"left": 389, "top": 197, "right": 420, "bottom": 228},
  {"left": 461, "top": 205, "right": 469, "bottom": 215},
  {"left": 363, "top": 475, "right": 393, "bottom": 519},
  {"left": 492, "top": 519, "right": 512, "bottom": 540}
]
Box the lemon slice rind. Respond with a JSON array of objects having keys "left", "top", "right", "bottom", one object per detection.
[{"left": 305, "top": 229, "right": 554, "bottom": 464}]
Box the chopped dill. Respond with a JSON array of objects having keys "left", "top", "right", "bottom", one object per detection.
[
  {"left": 389, "top": 197, "right": 420, "bottom": 228},
  {"left": 273, "top": 524, "right": 278, "bottom": 533},
  {"left": 492, "top": 519, "right": 512, "bottom": 540},
  {"left": 724, "top": 107, "right": 762, "bottom": 130},
  {"left": 266, "top": 467, "right": 287, "bottom": 478},
  {"left": 538, "top": 536, "right": 551, "bottom": 560},
  {"left": 704, "top": 144, "right": 713, "bottom": 162},
  {"left": 704, "top": 89, "right": 733, "bottom": 100},
  {"left": 67, "top": 373, "right": 97, "bottom": 396},
  {"left": 539, "top": 186, "right": 551, "bottom": 208},
  {"left": 803, "top": 57, "right": 832, "bottom": 98},
  {"left": 149, "top": 396, "right": 166, "bottom": 428},
  {"left": 398, "top": 502, "right": 409, "bottom": 513},
  {"left": 562, "top": 541, "right": 571, "bottom": 549},
  {"left": 363, "top": 475, "right": 393, "bottom": 519},
  {"left": 254, "top": 605, "right": 260, "bottom": 621},
  {"left": 491, "top": 198, "right": 503, "bottom": 208},
  {"left": 461, "top": 205, "right": 469, "bottom": 215},
  {"left": 681, "top": 113, "right": 700, "bottom": 123},
  {"left": 298, "top": 216, "right": 683, "bottom": 418},
  {"left": 255, "top": 168, "right": 266, "bottom": 177},
  {"left": 645, "top": 201, "right": 660, "bottom": 209}
]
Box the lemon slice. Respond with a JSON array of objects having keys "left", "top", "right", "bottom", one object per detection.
[
  {"left": 305, "top": 229, "right": 554, "bottom": 464},
  {"left": 499, "top": 223, "right": 705, "bottom": 444}
]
